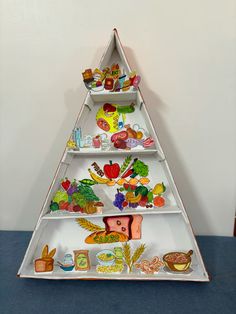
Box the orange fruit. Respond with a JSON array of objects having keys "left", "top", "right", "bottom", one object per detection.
[
  {"left": 153, "top": 196, "right": 165, "bottom": 207},
  {"left": 139, "top": 177, "right": 150, "bottom": 185},
  {"left": 129, "top": 178, "right": 138, "bottom": 185}
]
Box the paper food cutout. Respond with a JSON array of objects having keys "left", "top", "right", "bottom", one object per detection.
[
  {"left": 76, "top": 215, "right": 143, "bottom": 244},
  {"left": 34, "top": 245, "right": 56, "bottom": 273},
  {"left": 104, "top": 78, "right": 114, "bottom": 90},
  {"left": 82, "top": 69, "right": 93, "bottom": 83},
  {"left": 96, "top": 103, "right": 135, "bottom": 133},
  {"left": 67, "top": 139, "right": 77, "bottom": 149},
  {"left": 82, "top": 63, "right": 140, "bottom": 93},
  {"left": 96, "top": 264, "right": 124, "bottom": 274},
  {"left": 123, "top": 243, "right": 146, "bottom": 273},
  {"left": 103, "top": 161, "right": 120, "bottom": 179},
  {"left": 74, "top": 250, "right": 90, "bottom": 271},
  {"left": 88, "top": 169, "right": 111, "bottom": 184},
  {"left": 57, "top": 254, "right": 75, "bottom": 271},
  {"left": 86, "top": 156, "right": 166, "bottom": 210},
  {"left": 132, "top": 75, "right": 141, "bottom": 89},
  {"left": 111, "top": 63, "right": 121, "bottom": 79},
  {"left": 96, "top": 247, "right": 124, "bottom": 274},
  {"left": 111, "top": 124, "right": 154, "bottom": 149},
  {"left": 163, "top": 250, "right": 193, "bottom": 272},
  {"left": 135, "top": 256, "right": 164, "bottom": 274},
  {"left": 50, "top": 178, "right": 103, "bottom": 214},
  {"left": 96, "top": 249, "right": 116, "bottom": 266}
]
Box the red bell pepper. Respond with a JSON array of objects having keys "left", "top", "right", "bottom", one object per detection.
[{"left": 103, "top": 161, "right": 120, "bottom": 179}]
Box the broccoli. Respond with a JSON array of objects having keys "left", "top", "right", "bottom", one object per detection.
[{"left": 131, "top": 160, "right": 149, "bottom": 178}]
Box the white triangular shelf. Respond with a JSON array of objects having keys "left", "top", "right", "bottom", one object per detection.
[{"left": 18, "top": 29, "right": 209, "bottom": 282}]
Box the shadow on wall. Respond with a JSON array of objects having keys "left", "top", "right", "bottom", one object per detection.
[
  {"left": 124, "top": 46, "right": 212, "bottom": 235},
  {"left": 15, "top": 47, "right": 104, "bottom": 230}
]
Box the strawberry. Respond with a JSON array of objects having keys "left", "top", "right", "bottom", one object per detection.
[
  {"left": 61, "top": 178, "right": 71, "bottom": 191},
  {"left": 123, "top": 183, "right": 130, "bottom": 190}
]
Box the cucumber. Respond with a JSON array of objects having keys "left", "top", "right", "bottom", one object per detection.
[{"left": 117, "top": 103, "right": 135, "bottom": 114}]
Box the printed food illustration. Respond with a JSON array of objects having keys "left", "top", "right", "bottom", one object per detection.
[
  {"left": 163, "top": 250, "right": 193, "bottom": 272},
  {"left": 89, "top": 156, "right": 167, "bottom": 210},
  {"left": 82, "top": 64, "right": 141, "bottom": 93},
  {"left": 76, "top": 215, "right": 143, "bottom": 244},
  {"left": 49, "top": 156, "right": 168, "bottom": 215},
  {"left": 122, "top": 243, "right": 146, "bottom": 273},
  {"left": 74, "top": 250, "right": 90, "bottom": 271},
  {"left": 96, "top": 248, "right": 124, "bottom": 274},
  {"left": 50, "top": 178, "right": 103, "bottom": 214},
  {"left": 135, "top": 257, "right": 164, "bottom": 274},
  {"left": 57, "top": 254, "right": 75, "bottom": 271},
  {"left": 34, "top": 245, "right": 56, "bottom": 273},
  {"left": 96, "top": 103, "right": 135, "bottom": 133},
  {"left": 111, "top": 124, "right": 154, "bottom": 150}
]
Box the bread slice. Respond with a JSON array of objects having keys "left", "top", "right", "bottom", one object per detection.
[{"left": 103, "top": 216, "right": 133, "bottom": 239}]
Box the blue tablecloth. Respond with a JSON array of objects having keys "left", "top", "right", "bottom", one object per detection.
[{"left": 0, "top": 231, "right": 235, "bottom": 314}]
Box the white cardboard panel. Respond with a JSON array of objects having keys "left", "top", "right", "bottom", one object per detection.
[{"left": 18, "top": 29, "right": 209, "bottom": 282}]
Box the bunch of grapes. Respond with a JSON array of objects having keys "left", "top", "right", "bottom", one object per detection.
[{"left": 113, "top": 190, "right": 125, "bottom": 211}]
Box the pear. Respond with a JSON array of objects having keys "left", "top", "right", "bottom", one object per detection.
[{"left": 152, "top": 183, "right": 166, "bottom": 195}]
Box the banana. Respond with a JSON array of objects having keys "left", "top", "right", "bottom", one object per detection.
[
  {"left": 125, "top": 192, "right": 142, "bottom": 203},
  {"left": 88, "top": 169, "right": 110, "bottom": 184}
]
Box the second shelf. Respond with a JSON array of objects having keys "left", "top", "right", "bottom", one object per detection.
[{"left": 42, "top": 205, "right": 181, "bottom": 220}]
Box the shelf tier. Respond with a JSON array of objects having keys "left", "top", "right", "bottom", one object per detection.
[
  {"left": 90, "top": 90, "right": 137, "bottom": 102},
  {"left": 66, "top": 148, "right": 158, "bottom": 156},
  {"left": 19, "top": 264, "right": 208, "bottom": 281},
  {"left": 42, "top": 206, "right": 181, "bottom": 220}
]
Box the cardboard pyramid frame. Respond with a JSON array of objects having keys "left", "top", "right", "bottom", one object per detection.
[{"left": 18, "top": 29, "right": 209, "bottom": 281}]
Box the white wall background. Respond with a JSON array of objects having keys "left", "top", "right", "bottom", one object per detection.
[{"left": 0, "top": 0, "right": 235, "bottom": 235}]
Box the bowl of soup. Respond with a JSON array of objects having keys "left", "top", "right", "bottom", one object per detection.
[
  {"left": 163, "top": 250, "right": 193, "bottom": 272},
  {"left": 96, "top": 250, "right": 116, "bottom": 266}
]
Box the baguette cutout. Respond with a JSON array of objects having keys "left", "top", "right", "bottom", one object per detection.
[{"left": 85, "top": 230, "right": 128, "bottom": 244}]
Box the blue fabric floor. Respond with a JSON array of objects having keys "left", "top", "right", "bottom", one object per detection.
[{"left": 0, "top": 231, "right": 235, "bottom": 314}]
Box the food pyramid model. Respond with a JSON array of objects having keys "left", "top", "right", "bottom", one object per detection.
[{"left": 18, "top": 29, "right": 209, "bottom": 281}]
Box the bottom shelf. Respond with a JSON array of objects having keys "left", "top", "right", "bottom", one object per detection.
[
  {"left": 18, "top": 214, "right": 209, "bottom": 282},
  {"left": 19, "top": 264, "right": 208, "bottom": 281}
]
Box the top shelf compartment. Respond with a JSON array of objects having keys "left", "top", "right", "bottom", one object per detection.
[{"left": 89, "top": 90, "right": 137, "bottom": 102}]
